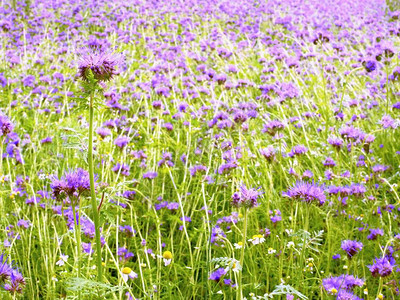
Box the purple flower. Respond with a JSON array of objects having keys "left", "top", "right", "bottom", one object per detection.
[
  {"left": 122, "top": 191, "right": 136, "bottom": 200},
  {"left": 112, "top": 163, "right": 130, "bottom": 176},
  {"left": 341, "top": 240, "right": 363, "bottom": 258},
  {"left": 210, "top": 226, "right": 226, "bottom": 246},
  {"left": 288, "top": 145, "right": 308, "bottom": 157},
  {"left": 0, "top": 113, "right": 14, "bottom": 136},
  {"left": 380, "top": 115, "right": 397, "bottom": 129},
  {"left": 283, "top": 181, "right": 326, "bottom": 205},
  {"left": 41, "top": 137, "right": 53, "bottom": 144},
  {"left": 79, "top": 50, "right": 123, "bottom": 82},
  {"left": 328, "top": 136, "right": 344, "bottom": 150},
  {"left": 232, "top": 185, "right": 262, "bottom": 209},
  {"left": 218, "top": 162, "right": 238, "bottom": 175},
  {"left": 368, "top": 256, "right": 394, "bottom": 277},
  {"left": 0, "top": 254, "right": 12, "bottom": 283},
  {"left": 16, "top": 219, "right": 31, "bottom": 229},
  {"left": 189, "top": 165, "right": 207, "bottom": 177},
  {"left": 259, "top": 146, "right": 276, "bottom": 161},
  {"left": 143, "top": 171, "right": 158, "bottom": 179},
  {"left": 114, "top": 136, "right": 130, "bottom": 149},
  {"left": 363, "top": 60, "right": 377, "bottom": 72},
  {"left": 3, "top": 269, "right": 25, "bottom": 294},
  {"left": 372, "top": 164, "right": 390, "bottom": 174},
  {"left": 322, "top": 274, "right": 364, "bottom": 296},
  {"left": 262, "top": 120, "right": 285, "bottom": 136},
  {"left": 50, "top": 168, "right": 95, "bottom": 200},
  {"left": 0, "top": 254, "right": 25, "bottom": 294},
  {"left": 209, "top": 268, "right": 226, "bottom": 281},
  {"left": 367, "top": 228, "right": 384, "bottom": 240}
]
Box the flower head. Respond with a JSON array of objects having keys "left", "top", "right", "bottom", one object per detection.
[
  {"left": 78, "top": 50, "right": 123, "bottom": 82},
  {"left": 368, "top": 256, "right": 394, "bottom": 277},
  {"left": 363, "top": 60, "right": 377, "bottom": 72},
  {"left": 0, "top": 113, "right": 14, "bottom": 136},
  {"left": 231, "top": 184, "right": 262, "bottom": 209},
  {"left": 121, "top": 267, "right": 138, "bottom": 282},
  {"left": 322, "top": 274, "right": 364, "bottom": 297},
  {"left": 283, "top": 181, "right": 326, "bottom": 205},
  {"left": 209, "top": 268, "right": 227, "bottom": 282},
  {"left": 50, "top": 168, "right": 96, "bottom": 200},
  {"left": 341, "top": 240, "right": 363, "bottom": 258}
]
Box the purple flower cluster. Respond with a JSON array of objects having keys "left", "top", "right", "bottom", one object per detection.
[
  {"left": 78, "top": 50, "right": 123, "bottom": 82},
  {"left": 322, "top": 274, "right": 364, "bottom": 299},
  {"left": 50, "top": 168, "right": 95, "bottom": 200},
  {"left": 0, "top": 112, "right": 14, "bottom": 136},
  {"left": 0, "top": 254, "right": 25, "bottom": 294},
  {"left": 283, "top": 181, "right": 326, "bottom": 205},
  {"left": 341, "top": 240, "right": 363, "bottom": 258},
  {"left": 368, "top": 256, "right": 394, "bottom": 277},
  {"left": 231, "top": 184, "right": 262, "bottom": 209}
]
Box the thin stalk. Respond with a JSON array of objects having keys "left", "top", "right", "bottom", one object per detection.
[
  {"left": 89, "top": 93, "right": 103, "bottom": 282},
  {"left": 238, "top": 209, "right": 248, "bottom": 299},
  {"left": 71, "top": 201, "right": 81, "bottom": 279}
]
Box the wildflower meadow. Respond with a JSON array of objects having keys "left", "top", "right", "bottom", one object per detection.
[{"left": 1, "top": 0, "right": 400, "bottom": 299}]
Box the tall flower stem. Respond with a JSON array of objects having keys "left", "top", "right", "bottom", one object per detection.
[
  {"left": 71, "top": 201, "right": 82, "bottom": 300},
  {"left": 238, "top": 209, "right": 248, "bottom": 299},
  {"left": 89, "top": 93, "right": 103, "bottom": 282}
]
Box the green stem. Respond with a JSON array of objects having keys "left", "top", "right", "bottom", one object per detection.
[
  {"left": 89, "top": 93, "right": 103, "bottom": 282},
  {"left": 238, "top": 209, "right": 248, "bottom": 299},
  {"left": 71, "top": 200, "right": 82, "bottom": 300}
]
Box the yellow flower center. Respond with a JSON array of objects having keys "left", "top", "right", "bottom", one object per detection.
[
  {"left": 163, "top": 251, "right": 173, "bottom": 260},
  {"left": 237, "top": 242, "right": 243, "bottom": 246},
  {"left": 252, "top": 234, "right": 263, "bottom": 239},
  {"left": 122, "top": 267, "right": 132, "bottom": 274},
  {"left": 377, "top": 294, "right": 383, "bottom": 300},
  {"left": 330, "top": 288, "right": 338, "bottom": 294}
]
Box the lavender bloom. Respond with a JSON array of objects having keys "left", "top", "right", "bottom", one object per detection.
[
  {"left": 0, "top": 254, "right": 25, "bottom": 294},
  {"left": 328, "top": 136, "right": 344, "bottom": 150},
  {"left": 259, "top": 146, "right": 276, "bottom": 161},
  {"left": 367, "top": 228, "right": 384, "bottom": 240},
  {"left": 96, "top": 127, "right": 111, "bottom": 138},
  {"left": 3, "top": 269, "right": 25, "bottom": 294},
  {"left": 322, "top": 274, "right": 364, "bottom": 296},
  {"left": 323, "top": 157, "right": 336, "bottom": 167},
  {"left": 0, "top": 113, "right": 14, "bottom": 136},
  {"left": 143, "top": 171, "right": 158, "bottom": 179},
  {"left": 368, "top": 256, "right": 394, "bottom": 277},
  {"left": 218, "top": 162, "right": 238, "bottom": 175},
  {"left": 363, "top": 60, "right": 377, "bottom": 72},
  {"left": 283, "top": 181, "right": 326, "bottom": 205},
  {"left": 189, "top": 165, "right": 207, "bottom": 177},
  {"left": 262, "top": 120, "right": 285, "bottom": 135},
  {"left": 232, "top": 185, "right": 262, "bottom": 209},
  {"left": 288, "top": 145, "right": 308, "bottom": 157},
  {"left": 0, "top": 254, "right": 12, "bottom": 283},
  {"left": 112, "top": 163, "right": 130, "bottom": 176},
  {"left": 210, "top": 225, "right": 226, "bottom": 246},
  {"left": 380, "top": 115, "right": 397, "bottom": 129},
  {"left": 341, "top": 240, "right": 363, "bottom": 258},
  {"left": 372, "top": 164, "right": 390, "bottom": 174},
  {"left": 78, "top": 50, "right": 123, "bottom": 82},
  {"left": 114, "top": 136, "right": 130, "bottom": 149},
  {"left": 41, "top": 137, "right": 53, "bottom": 144},
  {"left": 209, "top": 268, "right": 227, "bottom": 282},
  {"left": 122, "top": 191, "right": 136, "bottom": 200},
  {"left": 50, "top": 168, "right": 95, "bottom": 200}
]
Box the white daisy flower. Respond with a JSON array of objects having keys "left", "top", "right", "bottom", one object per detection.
[{"left": 121, "top": 267, "right": 138, "bottom": 282}]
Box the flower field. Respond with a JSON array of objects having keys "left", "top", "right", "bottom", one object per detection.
[{"left": 1, "top": 0, "right": 400, "bottom": 299}]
